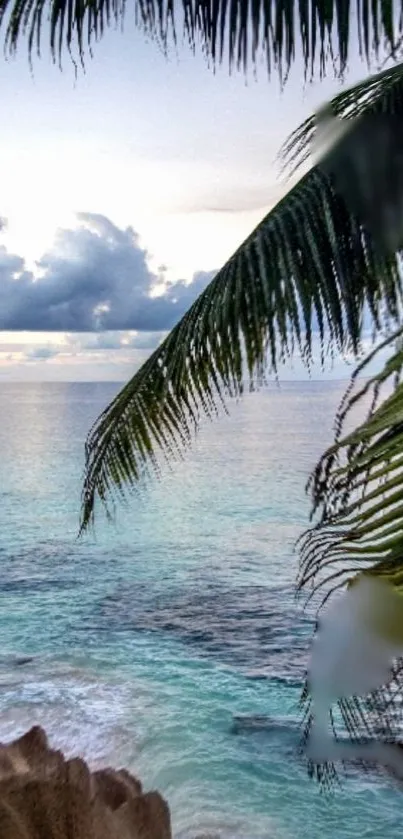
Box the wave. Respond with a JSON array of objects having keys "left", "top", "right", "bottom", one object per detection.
[{"left": 0, "top": 658, "right": 146, "bottom": 770}]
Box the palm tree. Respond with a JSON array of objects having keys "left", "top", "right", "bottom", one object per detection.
[{"left": 4, "top": 0, "right": 403, "bottom": 785}]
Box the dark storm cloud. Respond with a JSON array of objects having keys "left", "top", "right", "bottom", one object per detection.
[
  {"left": 0, "top": 211, "right": 375, "bottom": 344},
  {"left": 0, "top": 213, "right": 215, "bottom": 332}
]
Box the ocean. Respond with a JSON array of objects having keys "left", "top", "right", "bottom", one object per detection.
[{"left": 0, "top": 380, "right": 401, "bottom": 838}]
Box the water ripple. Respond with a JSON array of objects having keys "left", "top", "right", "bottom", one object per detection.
[{"left": 95, "top": 581, "right": 312, "bottom": 682}]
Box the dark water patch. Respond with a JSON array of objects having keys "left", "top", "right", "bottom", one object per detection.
[
  {"left": 0, "top": 577, "right": 80, "bottom": 594},
  {"left": 231, "top": 714, "right": 300, "bottom": 736},
  {"left": 229, "top": 717, "right": 394, "bottom": 783},
  {"left": 245, "top": 672, "right": 301, "bottom": 689},
  {"left": 230, "top": 714, "right": 302, "bottom": 762},
  {"left": 0, "top": 654, "right": 35, "bottom": 666},
  {"left": 192, "top": 834, "right": 220, "bottom": 839},
  {"left": 95, "top": 581, "right": 313, "bottom": 680}
]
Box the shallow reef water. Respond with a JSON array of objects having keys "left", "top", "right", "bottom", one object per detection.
[{"left": 0, "top": 380, "right": 401, "bottom": 838}]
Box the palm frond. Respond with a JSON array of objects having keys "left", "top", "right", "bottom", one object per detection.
[
  {"left": 299, "top": 329, "right": 403, "bottom": 601},
  {"left": 299, "top": 331, "right": 403, "bottom": 785},
  {"left": 283, "top": 62, "right": 403, "bottom": 171},
  {"left": 283, "top": 61, "right": 403, "bottom": 253},
  {"left": 2, "top": 0, "right": 403, "bottom": 76},
  {"left": 80, "top": 155, "right": 403, "bottom": 531},
  {"left": 81, "top": 62, "right": 403, "bottom": 532}
]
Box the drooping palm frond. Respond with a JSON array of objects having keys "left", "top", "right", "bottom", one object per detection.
[
  {"left": 1, "top": 0, "right": 403, "bottom": 76},
  {"left": 80, "top": 177, "right": 403, "bottom": 531},
  {"left": 80, "top": 64, "right": 403, "bottom": 532},
  {"left": 288, "top": 67, "right": 403, "bottom": 779},
  {"left": 283, "top": 61, "right": 403, "bottom": 253},
  {"left": 298, "top": 331, "right": 403, "bottom": 785},
  {"left": 299, "top": 329, "right": 403, "bottom": 603},
  {"left": 283, "top": 61, "right": 403, "bottom": 172}
]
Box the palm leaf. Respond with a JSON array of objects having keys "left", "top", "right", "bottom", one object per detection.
[
  {"left": 298, "top": 330, "right": 403, "bottom": 785},
  {"left": 2, "top": 0, "right": 403, "bottom": 77},
  {"left": 80, "top": 172, "right": 403, "bottom": 530},
  {"left": 299, "top": 329, "right": 403, "bottom": 601},
  {"left": 81, "top": 66, "right": 403, "bottom": 531},
  {"left": 283, "top": 61, "right": 403, "bottom": 253},
  {"left": 283, "top": 62, "right": 403, "bottom": 172}
]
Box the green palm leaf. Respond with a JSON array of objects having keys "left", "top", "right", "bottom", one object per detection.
[
  {"left": 2, "top": 0, "right": 403, "bottom": 77},
  {"left": 80, "top": 65, "right": 403, "bottom": 531},
  {"left": 283, "top": 61, "right": 403, "bottom": 253},
  {"left": 299, "top": 330, "right": 403, "bottom": 601},
  {"left": 80, "top": 182, "right": 403, "bottom": 531},
  {"left": 299, "top": 330, "right": 403, "bottom": 785},
  {"left": 283, "top": 62, "right": 403, "bottom": 172}
]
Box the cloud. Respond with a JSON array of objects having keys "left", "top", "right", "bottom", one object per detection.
[
  {"left": 66, "top": 330, "right": 165, "bottom": 353},
  {"left": 0, "top": 213, "right": 215, "bottom": 332},
  {"left": 124, "top": 332, "right": 165, "bottom": 350},
  {"left": 182, "top": 184, "right": 282, "bottom": 215},
  {"left": 0, "top": 211, "right": 383, "bottom": 385},
  {"left": 175, "top": 175, "right": 307, "bottom": 217},
  {"left": 26, "top": 346, "right": 59, "bottom": 361}
]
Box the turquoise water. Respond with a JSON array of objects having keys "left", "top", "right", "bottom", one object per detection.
[{"left": 0, "top": 380, "right": 401, "bottom": 838}]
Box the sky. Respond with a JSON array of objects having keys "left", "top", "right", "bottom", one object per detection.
[{"left": 0, "top": 22, "right": 388, "bottom": 381}]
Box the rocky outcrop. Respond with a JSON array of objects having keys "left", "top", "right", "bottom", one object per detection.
[{"left": 0, "top": 726, "right": 171, "bottom": 839}]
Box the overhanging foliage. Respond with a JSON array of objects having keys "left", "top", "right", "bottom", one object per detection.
[{"left": 1, "top": 0, "right": 403, "bottom": 76}]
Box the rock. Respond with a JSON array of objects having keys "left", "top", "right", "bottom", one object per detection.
[{"left": 0, "top": 726, "right": 171, "bottom": 839}]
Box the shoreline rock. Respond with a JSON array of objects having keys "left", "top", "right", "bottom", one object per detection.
[{"left": 0, "top": 726, "right": 171, "bottom": 839}]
